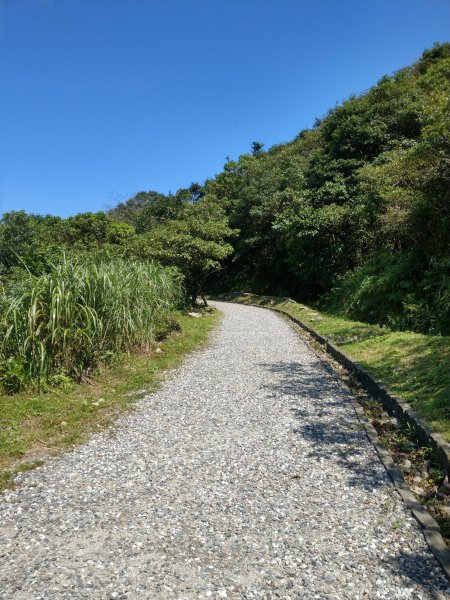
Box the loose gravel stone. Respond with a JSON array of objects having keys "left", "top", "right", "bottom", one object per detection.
[{"left": 1, "top": 301, "right": 449, "bottom": 599}]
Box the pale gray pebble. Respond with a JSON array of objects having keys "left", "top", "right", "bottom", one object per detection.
[{"left": 0, "top": 301, "right": 449, "bottom": 599}]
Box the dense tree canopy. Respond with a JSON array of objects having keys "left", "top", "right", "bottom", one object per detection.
[{"left": 141, "top": 202, "right": 235, "bottom": 305}]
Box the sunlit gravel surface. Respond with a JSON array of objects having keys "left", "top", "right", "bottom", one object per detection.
[{"left": 1, "top": 301, "right": 449, "bottom": 599}]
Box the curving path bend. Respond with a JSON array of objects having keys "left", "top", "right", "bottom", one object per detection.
[{"left": 1, "top": 301, "right": 449, "bottom": 599}]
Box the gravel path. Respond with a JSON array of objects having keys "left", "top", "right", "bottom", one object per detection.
[{"left": 1, "top": 301, "right": 449, "bottom": 600}]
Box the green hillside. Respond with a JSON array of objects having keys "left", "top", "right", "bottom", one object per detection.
[
  {"left": 1, "top": 42, "right": 449, "bottom": 397},
  {"left": 104, "top": 43, "right": 450, "bottom": 334},
  {"left": 202, "top": 42, "right": 450, "bottom": 334}
]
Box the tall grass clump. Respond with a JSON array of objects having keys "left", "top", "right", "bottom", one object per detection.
[{"left": 0, "top": 258, "right": 183, "bottom": 392}]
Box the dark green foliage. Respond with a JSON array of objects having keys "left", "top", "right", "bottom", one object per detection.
[
  {"left": 108, "top": 191, "right": 184, "bottom": 232},
  {"left": 205, "top": 44, "right": 450, "bottom": 334},
  {"left": 0, "top": 211, "right": 61, "bottom": 275},
  {"left": 60, "top": 212, "right": 135, "bottom": 248},
  {"left": 0, "top": 211, "right": 136, "bottom": 276},
  {"left": 130, "top": 200, "right": 236, "bottom": 305},
  {"left": 323, "top": 254, "right": 450, "bottom": 334}
]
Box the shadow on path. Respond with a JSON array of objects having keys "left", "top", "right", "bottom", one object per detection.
[
  {"left": 259, "top": 361, "right": 383, "bottom": 491},
  {"left": 258, "top": 360, "right": 449, "bottom": 598}
]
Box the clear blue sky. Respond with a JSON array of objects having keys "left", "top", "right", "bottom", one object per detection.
[{"left": 1, "top": 0, "right": 449, "bottom": 218}]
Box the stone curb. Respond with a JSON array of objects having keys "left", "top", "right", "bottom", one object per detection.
[
  {"left": 350, "top": 391, "right": 450, "bottom": 581},
  {"left": 219, "top": 299, "right": 450, "bottom": 582}
]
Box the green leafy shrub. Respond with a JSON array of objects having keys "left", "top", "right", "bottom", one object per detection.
[{"left": 323, "top": 253, "right": 450, "bottom": 334}]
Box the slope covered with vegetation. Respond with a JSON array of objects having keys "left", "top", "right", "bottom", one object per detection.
[
  {"left": 94, "top": 44, "right": 450, "bottom": 334},
  {"left": 1, "top": 43, "right": 449, "bottom": 398},
  {"left": 201, "top": 43, "right": 450, "bottom": 335}
]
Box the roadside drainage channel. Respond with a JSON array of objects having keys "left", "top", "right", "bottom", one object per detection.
[{"left": 222, "top": 299, "right": 450, "bottom": 582}]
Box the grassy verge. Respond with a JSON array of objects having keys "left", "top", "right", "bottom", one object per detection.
[
  {"left": 0, "top": 308, "right": 220, "bottom": 491},
  {"left": 221, "top": 293, "right": 450, "bottom": 442}
]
